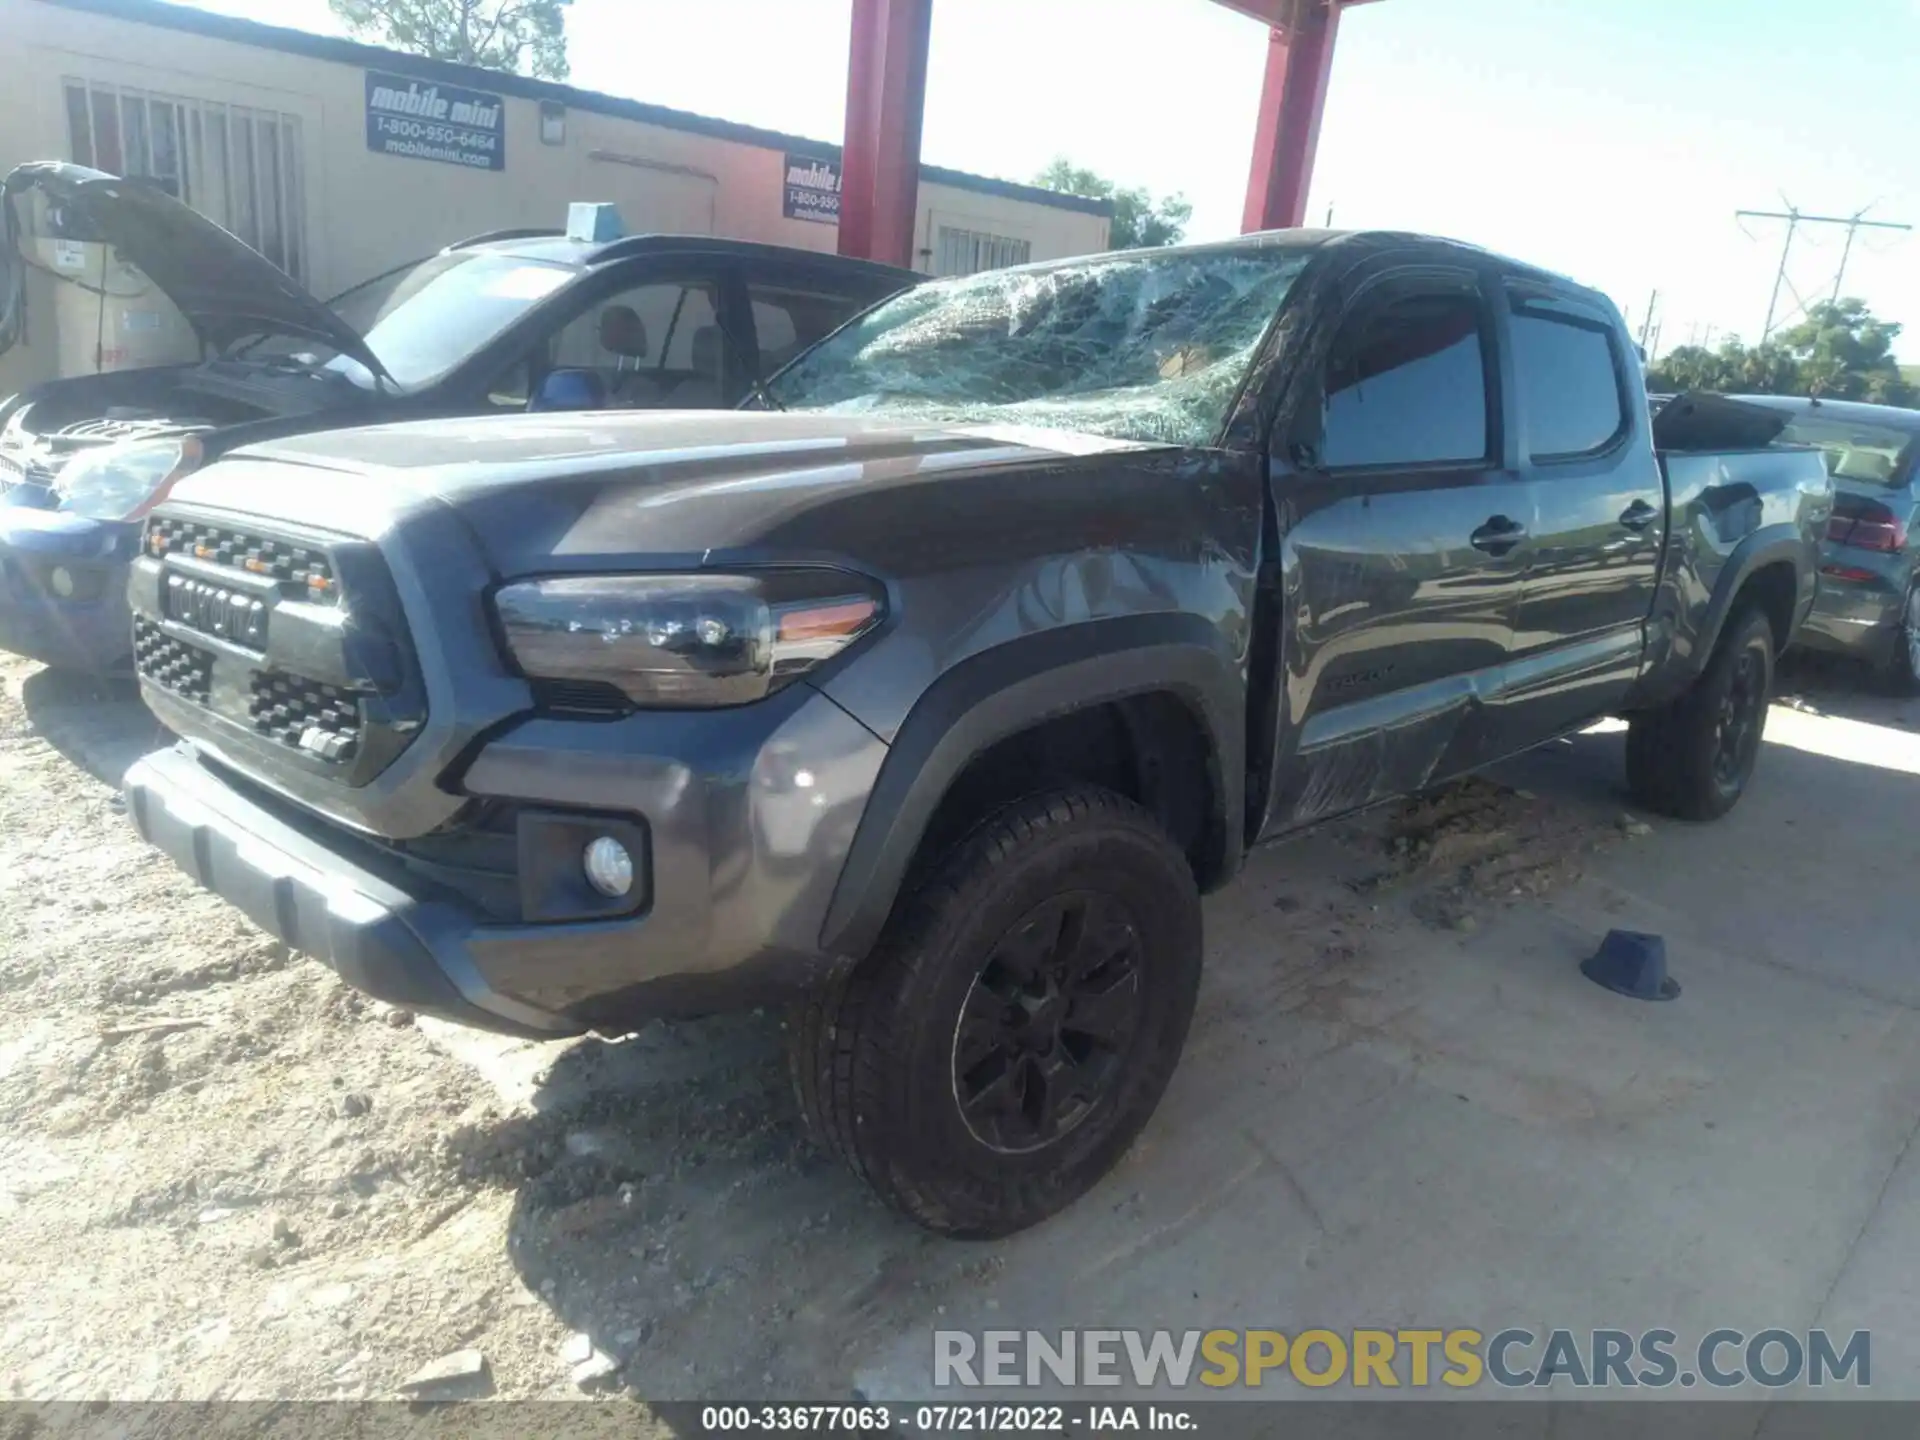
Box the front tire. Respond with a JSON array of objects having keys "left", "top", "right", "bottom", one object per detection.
[
  {"left": 1626, "top": 606, "right": 1775, "bottom": 821},
  {"left": 792, "top": 785, "right": 1202, "bottom": 1238}
]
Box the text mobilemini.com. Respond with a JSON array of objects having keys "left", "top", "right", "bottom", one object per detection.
[{"left": 932, "top": 1328, "right": 1872, "bottom": 1391}]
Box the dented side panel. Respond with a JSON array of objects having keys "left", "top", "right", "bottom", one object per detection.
[{"left": 1630, "top": 446, "right": 1833, "bottom": 704}]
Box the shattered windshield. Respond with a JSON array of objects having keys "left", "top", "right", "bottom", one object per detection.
[{"left": 766, "top": 246, "right": 1313, "bottom": 446}]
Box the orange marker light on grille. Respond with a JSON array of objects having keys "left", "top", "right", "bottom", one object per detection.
[
  {"left": 194, "top": 544, "right": 213, "bottom": 559},
  {"left": 307, "top": 574, "right": 334, "bottom": 593},
  {"left": 777, "top": 598, "right": 877, "bottom": 642}
]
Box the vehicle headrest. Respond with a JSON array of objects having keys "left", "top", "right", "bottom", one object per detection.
[
  {"left": 689, "top": 325, "right": 722, "bottom": 373},
  {"left": 598, "top": 304, "right": 649, "bottom": 359},
  {"left": 1834, "top": 449, "right": 1895, "bottom": 483}
]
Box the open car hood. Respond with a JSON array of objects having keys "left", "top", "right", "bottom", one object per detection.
[{"left": 2, "top": 162, "right": 389, "bottom": 379}]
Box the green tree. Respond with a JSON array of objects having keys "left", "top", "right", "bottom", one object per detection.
[
  {"left": 1773, "top": 299, "right": 1915, "bottom": 405},
  {"left": 327, "top": 0, "right": 572, "bottom": 78},
  {"left": 1032, "top": 159, "right": 1192, "bottom": 250},
  {"left": 1646, "top": 343, "right": 1731, "bottom": 394},
  {"left": 1647, "top": 300, "right": 1917, "bottom": 406}
]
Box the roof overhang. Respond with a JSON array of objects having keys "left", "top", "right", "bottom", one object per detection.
[{"left": 1208, "top": 0, "right": 1383, "bottom": 29}]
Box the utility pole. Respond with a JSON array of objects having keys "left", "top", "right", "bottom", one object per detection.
[
  {"left": 1736, "top": 203, "right": 1912, "bottom": 339},
  {"left": 1637, "top": 289, "right": 1658, "bottom": 351}
]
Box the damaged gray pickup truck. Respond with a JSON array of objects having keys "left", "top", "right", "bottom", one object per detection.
[{"left": 123, "top": 232, "right": 1832, "bottom": 1237}]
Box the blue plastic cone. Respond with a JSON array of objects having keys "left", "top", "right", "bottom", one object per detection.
[{"left": 1581, "top": 929, "right": 1679, "bottom": 1002}]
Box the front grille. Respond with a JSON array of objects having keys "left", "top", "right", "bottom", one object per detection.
[
  {"left": 131, "top": 508, "right": 426, "bottom": 787},
  {"left": 247, "top": 672, "right": 362, "bottom": 761},
  {"left": 145, "top": 515, "right": 338, "bottom": 598},
  {"left": 132, "top": 617, "right": 213, "bottom": 704},
  {"left": 0, "top": 450, "right": 44, "bottom": 493}
]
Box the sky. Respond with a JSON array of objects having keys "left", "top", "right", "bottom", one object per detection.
[{"left": 180, "top": 0, "right": 1920, "bottom": 360}]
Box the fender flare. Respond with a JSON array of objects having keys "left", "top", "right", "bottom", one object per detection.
[
  {"left": 1636, "top": 526, "right": 1810, "bottom": 710},
  {"left": 1691, "top": 528, "right": 1810, "bottom": 672},
  {"left": 818, "top": 612, "right": 1246, "bottom": 962}
]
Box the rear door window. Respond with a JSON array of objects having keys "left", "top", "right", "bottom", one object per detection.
[{"left": 1507, "top": 298, "right": 1628, "bottom": 460}]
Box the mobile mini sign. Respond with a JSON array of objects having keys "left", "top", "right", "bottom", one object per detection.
[
  {"left": 364, "top": 70, "right": 506, "bottom": 172},
  {"left": 783, "top": 153, "right": 841, "bottom": 224}
]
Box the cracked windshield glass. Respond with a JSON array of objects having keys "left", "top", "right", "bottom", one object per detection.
[{"left": 769, "top": 247, "right": 1312, "bottom": 445}]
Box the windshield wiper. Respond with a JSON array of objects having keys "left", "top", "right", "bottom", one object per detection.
[{"left": 744, "top": 378, "right": 786, "bottom": 413}]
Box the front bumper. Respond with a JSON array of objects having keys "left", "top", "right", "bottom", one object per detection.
[
  {"left": 0, "top": 504, "right": 137, "bottom": 671},
  {"left": 126, "top": 744, "right": 576, "bottom": 1038},
  {"left": 125, "top": 682, "right": 888, "bottom": 1036}
]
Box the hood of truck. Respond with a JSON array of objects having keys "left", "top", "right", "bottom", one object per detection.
[
  {"left": 165, "top": 410, "right": 1165, "bottom": 573},
  {"left": 2, "top": 162, "right": 387, "bottom": 377}
]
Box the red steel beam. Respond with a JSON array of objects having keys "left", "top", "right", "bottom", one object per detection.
[
  {"left": 838, "top": 0, "right": 933, "bottom": 268},
  {"left": 1241, "top": 0, "right": 1376, "bottom": 232}
]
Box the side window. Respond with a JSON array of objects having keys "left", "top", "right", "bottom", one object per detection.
[
  {"left": 747, "top": 280, "right": 870, "bottom": 375},
  {"left": 1320, "top": 277, "right": 1490, "bottom": 469},
  {"left": 1508, "top": 299, "right": 1626, "bottom": 459},
  {"left": 548, "top": 278, "right": 740, "bottom": 408}
]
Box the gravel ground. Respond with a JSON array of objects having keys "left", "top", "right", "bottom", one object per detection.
[{"left": 0, "top": 653, "right": 1637, "bottom": 1406}]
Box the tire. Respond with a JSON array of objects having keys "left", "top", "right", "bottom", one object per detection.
[
  {"left": 792, "top": 784, "right": 1202, "bottom": 1238},
  {"left": 1877, "top": 581, "right": 1920, "bottom": 697},
  {"left": 1625, "top": 606, "right": 1775, "bottom": 821}
]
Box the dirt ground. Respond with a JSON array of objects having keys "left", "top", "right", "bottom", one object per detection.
[{"left": 0, "top": 650, "right": 1894, "bottom": 1405}]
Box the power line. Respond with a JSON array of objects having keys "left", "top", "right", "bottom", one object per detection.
[{"left": 1735, "top": 202, "right": 1912, "bottom": 340}]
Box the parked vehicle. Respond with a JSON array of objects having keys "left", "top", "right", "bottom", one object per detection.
[
  {"left": 0, "top": 163, "right": 917, "bottom": 672},
  {"left": 1719, "top": 395, "right": 1920, "bottom": 693},
  {"left": 122, "top": 232, "right": 1831, "bottom": 1237}
]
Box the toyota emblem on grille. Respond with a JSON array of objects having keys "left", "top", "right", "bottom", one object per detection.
[{"left": 165, "top": 573, "right": 268, "bottom": 648}]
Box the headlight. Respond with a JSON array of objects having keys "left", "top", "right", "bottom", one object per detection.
[
  {"left": 493, "top": 570, "right": 884, "bottom": 709},
  {"left": 53, "top": 436, "right": 203, "bottom": 522}
]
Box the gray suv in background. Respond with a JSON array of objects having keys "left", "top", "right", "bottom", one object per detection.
[{"left": 1734, "top": 396, "right": 1920, "bottom": 692}]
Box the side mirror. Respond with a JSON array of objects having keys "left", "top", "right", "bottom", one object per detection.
[{"left": 529, "top": 368, "right": 607, "bottom": 412}]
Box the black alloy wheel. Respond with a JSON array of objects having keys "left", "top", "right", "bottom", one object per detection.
[
  {"left": 951, "top": 891, "right": 1144, "bottom": 1156},
  {"left": 1710, "top": 645, "right": 1767, "bottom": 790},
  {"left": 1625, "top": 605, "right": 1775, "bottom": 822}
]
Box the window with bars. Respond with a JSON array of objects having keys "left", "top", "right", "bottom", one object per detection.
[
  {"left": 64, "top": 79, "right": 308, "bottom": 283},
  {"left": 934, "top": 227, "right": 1032, "bottom": 278}
]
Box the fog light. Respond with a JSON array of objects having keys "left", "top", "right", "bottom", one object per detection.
[
  {"left": 582, "top": 836, "right": 634, "bottom": 898},
  {"left": 48, "top": 567, "right": 75, "bottom": 599}
]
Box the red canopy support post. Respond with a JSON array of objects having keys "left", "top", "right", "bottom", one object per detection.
[
  {"left": 1241, "top": 0, "right": 1342, "bottom": 232},
  {"left": 838, "top": 0, "right": 933, "bottom": 268}
]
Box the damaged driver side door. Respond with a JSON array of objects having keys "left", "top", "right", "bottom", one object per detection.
[{"left": 1258, "top": 263, "right": 1532, "bottom": 836}]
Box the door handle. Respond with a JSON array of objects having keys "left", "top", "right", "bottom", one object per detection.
[
  {"left": 1619, "top": 499, "right": 1659, "bottom": 531},
  {"left": 1470, "top": 515, "right": 1527, "bottom": 554}
]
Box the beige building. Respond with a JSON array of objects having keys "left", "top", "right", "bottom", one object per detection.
[{"left": 0, "top": 0, "right": 1110, "bottom": 394}]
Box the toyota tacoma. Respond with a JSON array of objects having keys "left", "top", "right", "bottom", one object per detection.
[{"left": 122, "top": 232, "right": 1832, "bottom": 1237}]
